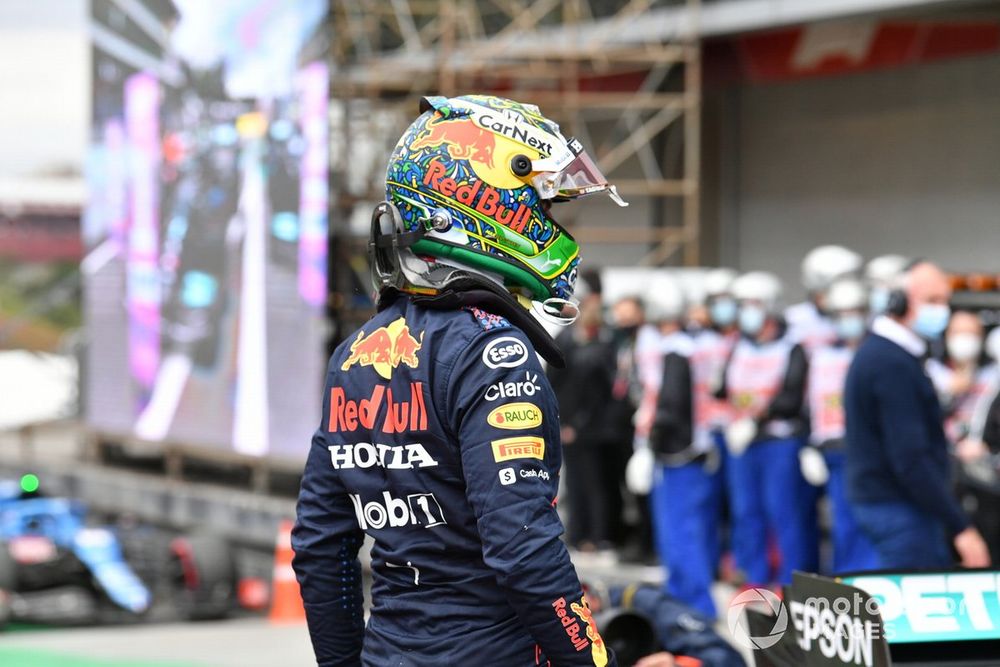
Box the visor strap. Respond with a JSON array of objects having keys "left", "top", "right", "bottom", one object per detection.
[{"left": 373, "top": 228, "right": 424, "bottom": 249}]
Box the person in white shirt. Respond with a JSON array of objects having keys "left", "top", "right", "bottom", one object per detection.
[
  {"left": 803, "top": 278, "right": 880, "bottom": 573},
  {"left": 785, "top": 245, "right": 862, "bottom": 353},
  {"left": 718, "top": 272, "right": 815, "bottom": 586}
]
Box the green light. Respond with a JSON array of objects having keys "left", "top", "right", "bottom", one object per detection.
[{"left": 20, "top": 474, "right": 39, "bottom": 494}]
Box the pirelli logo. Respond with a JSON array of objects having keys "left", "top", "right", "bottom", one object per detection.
[{"left": 491, "top": 436, "right": 545, "bottom": 463}]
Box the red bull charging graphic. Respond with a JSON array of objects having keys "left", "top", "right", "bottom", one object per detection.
[
  {"left": 341, "top": 317, "right": 424, "bottom": 380},
  {"left": 552, "top": 595, "right": 609, "bottom": 666},
  {"left": 411, "top": 116, "right": 496, "bottom": 168}
]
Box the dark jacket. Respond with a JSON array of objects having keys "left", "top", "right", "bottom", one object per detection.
[
  {"left": 292, "top": 296, "right": 616, "bottom": 666},
  {"left": 650, "top": 352, "right": 694, "bottom": 457},
  {"left": 844, "top": 332, "right": 969, "bottom": 537},
  {"left": 982, "top": 386, "right": 1000, "bottom": 454},
  {"left": 549, "top": 329, "right": 617, "bottom": 447}
]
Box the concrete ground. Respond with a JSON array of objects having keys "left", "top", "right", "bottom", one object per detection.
[{"left": 0, "top": 618, "right": 315, "bottom": 667}]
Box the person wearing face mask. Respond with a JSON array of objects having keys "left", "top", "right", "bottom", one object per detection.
[
  {"left": 786, "top": 245, "right": 863, "bottom": 353},
  {"left": 639, "top": 276, "right": 721, "bottom": 618},
  {"left": 927, "top": 311, "right": 997, "bottom": 447},
  {"left": 686, "top": 269, "right": 739, "bottom": 576},
  {"left": 950, "top": 327, "right": 1000, "bottom": 564},
  {"left": 692, "top": 269, "right": 740, "bottom": 451},
  {"left": 865, "top": 254, "right": 909, "bottom": 317},
  {"left": 611, "top": 295, "right": 656, "bottom": 560},
  {"left": 959, "top": 327, "right": 1000, "bottom": 461},
  {"left": 716, "top": 271, "right": 815, "bottom": 586},
  {"left": 844, "top": 261, "right": 990, "bottom": 570},
  {"left": 803, "top": 278, "right": 880, "bottom": 574}
]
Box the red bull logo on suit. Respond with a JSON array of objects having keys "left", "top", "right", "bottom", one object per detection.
[
  {"left": 342, "top": 318, "right": 423, "bottom": 380},
  {"left": 328, "top": 383, "right": 428, "bottom": 434},
  {"left": 551, "top": 595, "right": 609, "bottom": 666}
]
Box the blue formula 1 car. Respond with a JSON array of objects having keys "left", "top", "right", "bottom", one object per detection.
[{"left": 0, "top": 475, "right": 236, "bottom": 626}]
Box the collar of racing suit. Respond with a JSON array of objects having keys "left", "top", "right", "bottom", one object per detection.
[{"left": 378, "top": 281, "right": 567, "bottom": 368}]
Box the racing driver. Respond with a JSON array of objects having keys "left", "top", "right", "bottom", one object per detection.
[{"left": 292, "top": 95, "right": 627, "bottom": 666}]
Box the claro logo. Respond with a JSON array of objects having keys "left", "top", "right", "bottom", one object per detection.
[
  {"left": 484, "top": 371, "right": 541, "bottom": 401},
  {"left": 482, "top": 336, "right": 529, "bottom": 369}
]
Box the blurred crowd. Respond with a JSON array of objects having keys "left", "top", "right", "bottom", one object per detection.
[{"left": 548, "top": 247, "right": 1000, "bottom": 619}]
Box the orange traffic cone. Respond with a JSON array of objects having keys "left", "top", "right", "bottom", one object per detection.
[{"left": 269, "top": 519, "right": 306, "bottom": 624}]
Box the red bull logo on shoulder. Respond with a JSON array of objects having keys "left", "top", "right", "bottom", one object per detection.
[{"left": 342, "top": 318, "right": 424, "bottom": 380}]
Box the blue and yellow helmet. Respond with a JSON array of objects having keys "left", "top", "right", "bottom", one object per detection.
[{"left": 382, "top": 94, "right": 627, "bottom": 302}]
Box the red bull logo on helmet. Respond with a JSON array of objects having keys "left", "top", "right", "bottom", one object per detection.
[
  {"left": 341, "top": 318, "right": 423, "bottom": 380},
  {"left": 423, "top": 159, "right": 533, "bottom": 234},
  {"left": 411, "top": 117, "right": 496, "bottom": 168}
]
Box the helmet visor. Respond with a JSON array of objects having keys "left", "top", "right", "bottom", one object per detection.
[{"left": 531, "top": 138, "right": 628, "bottom": 207}]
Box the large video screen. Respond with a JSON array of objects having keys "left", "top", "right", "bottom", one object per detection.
[{"left": 84, "top": 0, "right": 329, "bottom": 460}]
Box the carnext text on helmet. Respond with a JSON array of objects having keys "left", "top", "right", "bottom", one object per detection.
[{"left": 477, "top": 114, "right": 553, "bottom": 156}]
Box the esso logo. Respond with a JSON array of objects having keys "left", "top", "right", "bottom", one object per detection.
[{"left": 483, "top": 336, "right": 529, "bottom": 369}]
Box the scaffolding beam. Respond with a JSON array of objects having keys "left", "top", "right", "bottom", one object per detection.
[{"left": 329, "top": 0, "right": 703, "bottom": 271}]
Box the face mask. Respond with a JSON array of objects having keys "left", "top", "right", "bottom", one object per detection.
[
  {"left": 710, "top": 298, "right": 737, "bottom": 327},
  {"left": 835, "top": 314, "right": 866, "bottom": 342},
  {"left": 869, "top": 287, "right": 889, "bottom": 315},
  {"left": 947, "top": 333, "right": 982, "bottom": 363},
  {"left": 912, "top": 303, "right": 951, "bottom": 340},
  {"left": 739, "top": 305, "right": 766, "bottom": 337}
]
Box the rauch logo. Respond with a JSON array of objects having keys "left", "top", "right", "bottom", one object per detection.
[{"left": 487, "top": 402, "right": 542, "bottom": 429}]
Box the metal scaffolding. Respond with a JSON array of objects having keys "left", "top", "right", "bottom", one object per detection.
[{"left": 326, "top": 0, "right": 703, "bottom": 333}]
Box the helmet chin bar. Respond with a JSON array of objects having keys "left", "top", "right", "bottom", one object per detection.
[
  {"left": 369, "top": 202, "right": 406, "bottom": 293},
  {"left": 371, "top": 200, "right": 517, "bottom": 299}
]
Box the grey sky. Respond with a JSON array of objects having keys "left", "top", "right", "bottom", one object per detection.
[{"left": 0, "top": 0, "right": 88, "bottom": 177}]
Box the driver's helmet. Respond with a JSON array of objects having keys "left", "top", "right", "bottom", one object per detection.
[{"left": 374, "top": 94, "right": 627, "bottom": 305}]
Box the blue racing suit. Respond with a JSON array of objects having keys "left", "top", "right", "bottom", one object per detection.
[{"left": 292, "top": 294, "right": 615, "bottom": 667}]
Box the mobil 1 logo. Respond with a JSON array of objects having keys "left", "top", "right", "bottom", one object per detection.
[{"left": 350, "top": 491, "right": 446, "bottom": 530}]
